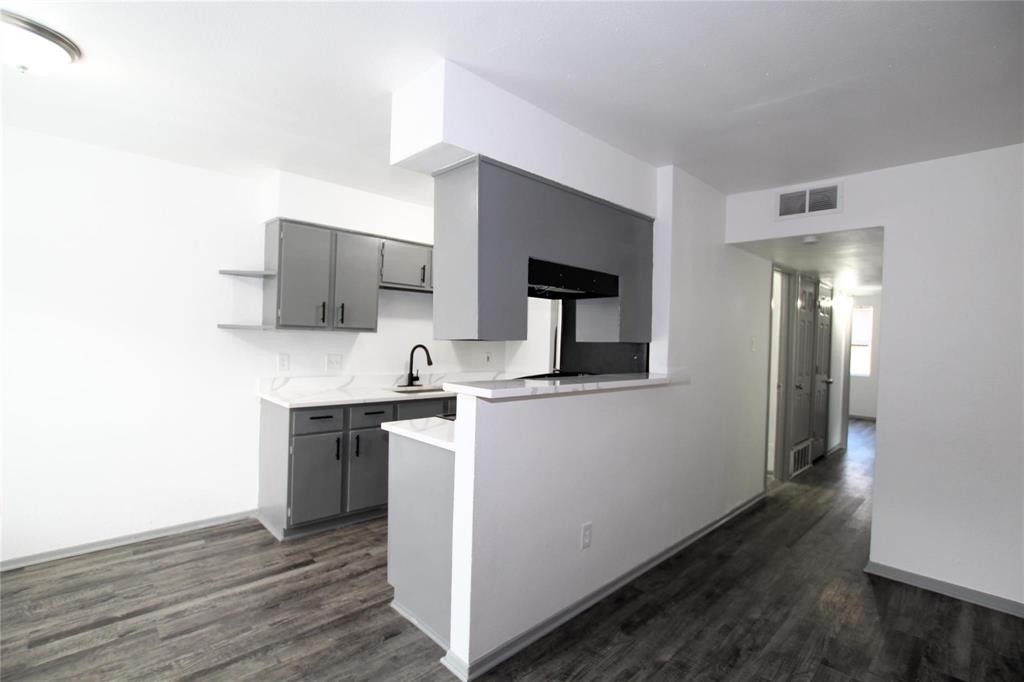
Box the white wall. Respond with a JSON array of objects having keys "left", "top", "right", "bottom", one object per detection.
[
  {"left": 449, "top": 166, "right": 771, "bottom": 663},
  {"left": 0, "top": 127, "right": 510, "bottom": 563},
  {"left": 828, "top": 292, "right": 853, "bottom": 451},
  {"left": 726, "top": 144, "right": 1024, "bottom": 605},
  {"left": 847, "top": 293, "right": 882, "bottom": 420}
]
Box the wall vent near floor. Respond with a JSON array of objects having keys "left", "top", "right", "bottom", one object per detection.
[
  {"left": 776, "top": 184, "right": 841, "bottom": 218},
  {"left": 790, "top": 440, "right": 812, "bottom": 477}
]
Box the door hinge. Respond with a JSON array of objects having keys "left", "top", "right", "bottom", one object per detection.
[
  {"left": 287, "top": 506, "right": 291, "bottom": 519},
  {"left": 289, "top": 444, "right": 293, "bottom": 454},
  {"left": 277, "top": 308, "right": 282, "bottom": 321}
]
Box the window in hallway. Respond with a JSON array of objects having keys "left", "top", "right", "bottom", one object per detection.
[{"left": 850, "top": 306, "right": 874, "bottom": 376}]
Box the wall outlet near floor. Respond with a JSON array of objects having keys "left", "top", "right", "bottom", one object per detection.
[
  {"left": 580, "top": 522, "right": 593, "bottom": 550},
  {"left": 325, "top": 353, "right": 343, "bottom": 372},
  {"left": 277, "top": 353, "right": 290, "bottom": 372}
]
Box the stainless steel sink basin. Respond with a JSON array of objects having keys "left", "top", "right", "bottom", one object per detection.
[{"left": 390, "top": 386, "right": 446, "bottom": 394}]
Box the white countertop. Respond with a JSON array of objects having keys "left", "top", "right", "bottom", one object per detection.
[
  {"left": 381, "top": 417, "right": 456, "bottom": 452},
  {"left": 442, "top": 373, "right": 672, "bottom": 400},
  {"left": 258, "top": 376, "right": 457, "bottom": 408}
]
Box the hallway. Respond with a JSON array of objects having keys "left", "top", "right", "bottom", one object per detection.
[{"left": 2, "top": 422, "right": 1021, "bottom": 680}]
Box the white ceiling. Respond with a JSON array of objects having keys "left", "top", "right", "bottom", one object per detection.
[
  {"left": 4, "top": 2, "right": 1022, "bottom": 205},
  {"left": 733, "top": 226, "right": 885, "bottom": 293}
]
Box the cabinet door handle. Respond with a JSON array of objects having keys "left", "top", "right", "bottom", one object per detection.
[
  {"left": 309, "top": 415, "right": 334, "bottom": 421},
  {"left": 335, "top": 437, "right": 341, "bottom": 461},
  {"left": 338, "top": 303, "right": 345, "bottom": 325},
  {"left": 320, "top": 301, "right": 326, "bottom": 324},
  {"left": 420, "top": 264, "right": 426, "bottom": 284},
  {"left": 355, "top": 434, "right": 360, "bottom": 456},
  {"left": 364, "top": 410, "right": 386, "bottom": 416}
]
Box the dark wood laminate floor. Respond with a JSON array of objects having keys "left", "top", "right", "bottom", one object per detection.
[{"left": 3, "top": 421, "right": 1022, "bottom": 681}]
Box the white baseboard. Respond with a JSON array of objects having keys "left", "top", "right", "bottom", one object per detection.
[
  {"left": 392, "top": 599, "right": 449, "bottom": 650},
  {"left": 864, "top": 560, "right": 1024, "bottom": 618},
  {"left": 1, "top": 510, "right": 257, "bottom": 572}
]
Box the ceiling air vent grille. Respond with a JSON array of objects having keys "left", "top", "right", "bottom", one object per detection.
[
  {"left": 777, "top": 184, "right": 841, "bottom": 218},
  {"left": 779, "top": 191, "right": 807, "bottom": 217},
  {"left": 808, "top": 185, "right": 839, "bottom": 212}
]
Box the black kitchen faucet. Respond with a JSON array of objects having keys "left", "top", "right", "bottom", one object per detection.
[{"left": 404, "top": 344, "right": 433, "bottom": 387}]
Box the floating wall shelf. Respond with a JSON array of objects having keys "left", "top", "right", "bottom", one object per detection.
[
  {"left": 217, "top": 323, "right": 275, "bottom": 331},
  {"left": 219, "top": 269, "right": 277, "bottom": 278}
]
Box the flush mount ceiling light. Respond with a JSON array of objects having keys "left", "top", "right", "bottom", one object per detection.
[{"left": 1, "top": 9, "right": 81, "bottom": 73}]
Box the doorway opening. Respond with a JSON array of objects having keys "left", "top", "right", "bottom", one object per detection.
[{"left": 736, "top": 227, "right": 884, "bottom": 486}]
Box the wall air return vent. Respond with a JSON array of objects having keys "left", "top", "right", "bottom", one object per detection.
[
  {"left": 776, "top": 184, "right": 842, "bottom": 219},
  {"left": 790, "top": 440, "right": 812, "bottom": 477}
]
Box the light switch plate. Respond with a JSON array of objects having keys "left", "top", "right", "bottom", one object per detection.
[{"left": 325, "top": 353, "right": 343, "bottom": 372}]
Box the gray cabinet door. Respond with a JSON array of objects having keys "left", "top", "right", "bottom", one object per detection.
[
  {"left": 289, "top": 432, "right": 344, "bottom": 526},
  {"left": 380, "top": 240, "right": 431, "bottom": 289},
  {"left": 346, "top": 428, "right": 389, "bottom": 511},
  {"left": 278, "top": 222, "right": 333, "bottom": 328},
  {"left": 333, "top": 232, "right": 381, "bottom": 330}
]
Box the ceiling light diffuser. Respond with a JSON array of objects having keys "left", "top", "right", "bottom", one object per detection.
[{"left": 1, "top": 10, "right": 81, "bottom": 73}]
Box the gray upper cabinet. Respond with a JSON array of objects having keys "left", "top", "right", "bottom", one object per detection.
[
  {"left": 380, "top": 240, "right": 432, "bottom": 291},
  {"left": 263, "top": 219, "right": 431, "bottom": 330},
  {"left": 334, "top": 231, "right": 381, "bottom": 330},
  {"left": 289, "top": 431, "right": 344, "bottom": 526},
  {"left": 277, "top": 222, "right": 333, "bottom": 328},
  {"left": 432, "top": 157, "right": 653, "bottom": 342},
  {"left": 346, "top": 428, "right": 389, "bottom": 511}
]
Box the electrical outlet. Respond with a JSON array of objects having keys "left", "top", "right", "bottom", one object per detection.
[
  {"left": 580, "top": 522, "right": 593, "bottom": 550},
  {"left": 325, "top": 353, "right": 343, "bottom": 372},
  {"left": 277, "top": 353, "right": 290, "bottom": 372}
]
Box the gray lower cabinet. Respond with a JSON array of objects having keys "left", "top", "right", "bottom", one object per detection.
[
  {"left": 380, "top": 240, "right": 432, "bottom": 290},
  {"left": 396, "top": 398, "right": 445, "bottom": 420},
  {"left": 259, "top": 398, "right": 400, "bottom": 541},
  {"left": 346, "top": 428, "right": 389, "bottom": 512},
  {"left": 289, "top": 432, "right": 344, "bottom": 525}
]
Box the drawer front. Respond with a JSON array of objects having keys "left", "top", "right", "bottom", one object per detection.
[
  {"left": 348, "top": 403, "right": 395, "bottom": 429},
  {"left": 292, "top": 407, "right": 346, "bottom": 435},
  {"left": 396, "top": 399, "right": 446, "bottom": 420}
]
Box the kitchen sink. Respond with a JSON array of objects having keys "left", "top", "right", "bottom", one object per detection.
[{"left": 390, "top": 386, "right": 446, "bottom": 394}]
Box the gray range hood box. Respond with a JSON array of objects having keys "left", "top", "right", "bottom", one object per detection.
[{"left": 432, "top": 156, "right": 653, "bottom": 342}]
